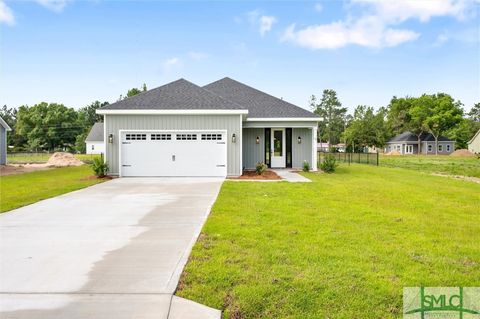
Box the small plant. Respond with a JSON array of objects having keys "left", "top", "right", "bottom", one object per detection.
[
  {"left": 320, "top": 154, "right": 338, "bottom": 173},
  {"left": 92, "top": 156, "right": 109, "bottom": 178},
  {"left": 255, "top": 162, "right": 267, "bottom": 175},
  {"left": 302, "top": 160, "right": 310, "bottom": 172}
]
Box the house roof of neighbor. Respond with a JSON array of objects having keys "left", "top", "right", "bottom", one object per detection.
[
  {"left": 468, "top": 129, "right": 480, "bottom": 144},
  {"left": 387, "top": 131, "right": 453, "bottom": 143},
  {"left": 85, "top": 123, "right": 104, "bottom": 142},
  {"left": 99, "top": 79, "right": 244, "bottom": 111},
  {"left": 0, "top": 116, "right": 12, "bottom": 131},
  {"left": 204, "top": 77, "right": 319, "bottom": 118}
]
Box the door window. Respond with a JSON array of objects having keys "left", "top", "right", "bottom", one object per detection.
[{"left": 273, "top": 130, "right": 283, "bottom": 156}]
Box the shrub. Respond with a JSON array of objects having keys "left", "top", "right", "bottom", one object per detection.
[
  {"left": 302, "top": 160, "right": 310, "bottom": 172},
  {"left": 92, "top": 156, "right": 109, "bottom": 178},
  {"left": 255, "top": 162, "right": 267, "bottom": 175},
  {"left": 320, "top": 154, "right": 338, "bottom": 173}
]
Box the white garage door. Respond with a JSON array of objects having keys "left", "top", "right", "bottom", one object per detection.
[{"left": 120, "top": 131, "right": 227, "bottom": 177}]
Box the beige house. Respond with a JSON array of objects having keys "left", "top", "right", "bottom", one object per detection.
[{"left": 468, "top": 129, "right": 480, "bottom": 154}]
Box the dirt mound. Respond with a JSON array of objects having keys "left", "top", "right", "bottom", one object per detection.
[
  {"left": 450, "top": 149, "right": 474, "bottom": 157},
  {"left": 46, "top": 152, "right": 84, "bottom": 167},
  {"left": 384, "top": 150, "right": 402, "bottom": 156}
]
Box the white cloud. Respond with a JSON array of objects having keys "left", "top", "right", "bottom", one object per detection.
[
  {"left": 35, "top": 0, "right": 71, "bottom": 13},
  {"left": 247, "top": 10, "right": 277, "bottom": 36},
  {"left": 162, "top": 57, "right": 182, "bottom": 72},
  {"left": 435, "top": 33, "right": 449, "bottom": 46},
  {"left": 314, "top": 3, "right": 323, "bottom": 12},
  {"left": 281, "top": 0, "right": 474, "bottom": 50},
  {"left": 0, "top": 0, "right": 15, "bottom": 26},
  {"left": 188, "top": 51, "right": 209, "bottom": 60},
  {"left": 259, "top": 15, "right": 276, "bottom": 36}
]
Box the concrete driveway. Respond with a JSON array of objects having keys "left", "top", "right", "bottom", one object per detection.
[{"left": 0, "top": 177, "right": 224, "bottom": 319}]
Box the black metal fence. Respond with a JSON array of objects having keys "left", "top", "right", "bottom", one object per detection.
[{"left": 318, "top": 152, "right": 379, "bottom": 166}]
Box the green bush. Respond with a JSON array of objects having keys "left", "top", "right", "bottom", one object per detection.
[
  {"left": 92, "top": 156, "right": 109, "bottom": 178},
  {"left": 320, "top": 154, "right": 338, "bottom": 173},
  {"left": 302, "top": 161, "right": 310, "bottom": 172},
  {"left": 255, "top": 162, "right": 267, "bottom": 175}
]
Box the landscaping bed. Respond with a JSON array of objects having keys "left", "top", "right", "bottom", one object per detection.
[{"left": 228, "top": 170, "right": 282, "bottom": 180}]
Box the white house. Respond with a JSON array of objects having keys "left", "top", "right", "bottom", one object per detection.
[
  {"left": 85, "top": 123, "right": 105, "bottom": 155},
  {"left": 468, "top": 129, "right": 480, "bottom": 154}
]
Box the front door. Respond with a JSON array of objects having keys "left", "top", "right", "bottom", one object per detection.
[
  {"left": 405, "top": 145, "right": 413, "bottom": 154},
  {"left": 271, "top": 128, "right": 285, "bottom": 168}
]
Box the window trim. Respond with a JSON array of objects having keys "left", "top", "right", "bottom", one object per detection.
[{"left": 438, "top": 144, "right": 443, "bottom": 152}]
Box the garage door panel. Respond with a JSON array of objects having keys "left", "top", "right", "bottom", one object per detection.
[{"left": 120, "top": 132, "right": 227, "bottom": 177}]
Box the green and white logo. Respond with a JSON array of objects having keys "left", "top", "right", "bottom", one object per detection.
[{"left": 404, "top": 287, "right": 480, "bottom": 318}]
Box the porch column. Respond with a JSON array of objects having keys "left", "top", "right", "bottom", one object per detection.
[{"left": 311, "top": 126, "right": 318, "bottom": 171}]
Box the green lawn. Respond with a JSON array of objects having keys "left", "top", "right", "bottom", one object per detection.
[
  {"left": 7, "top": 153, "right": 100, "bottom": 164},
  {"left": 0, "top": 165, "right": 105, "bottom": 213},
  {"left": 380, "top": 154, "right": 480, "bottom": 178},
  {"left": 176, "top": 164, "right": 480, "bottom": 318}
]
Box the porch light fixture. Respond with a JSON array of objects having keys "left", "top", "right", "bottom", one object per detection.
[
  {"left": 232, "top": 133, "right": 236, "bottom": 143},
  {"left": 297, "top": 136, "right": 302, "bottom": 144},
  {"left": 256, "top": 136, "right": 260, "bottom": 144},
  {"left": 108, "top": 134, "right": 114, "bottom": 144}
]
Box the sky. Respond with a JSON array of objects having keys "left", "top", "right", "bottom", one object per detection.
[{"left": 1, "top": 0, "right": 479, "bottom": 113}]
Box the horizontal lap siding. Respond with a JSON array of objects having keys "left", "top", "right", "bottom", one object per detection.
[
  {"left": 105, "top": 114, "right": 241, "bottom": 176},
  {"left": 292, "top": 128, "right": 312, "bottom": 168},
  {"left": 0, "top": 127, "right": 6, "bottom": 165},
  {"left": 242, "top": 128, "right": 264, "bottom": 169}
]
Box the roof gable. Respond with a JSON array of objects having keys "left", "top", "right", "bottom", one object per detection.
[
  {"left": 203, "top": 77, "right": 319, "bottom": 119},
  {"left": 99, "top": 79, "right": 244, "bottom": 111},
  {"left": 0, "top": 116, "right": 12, "bottom": 131},
  {"left": 85, "top": 123, "right": 104, "bottom": 142}
]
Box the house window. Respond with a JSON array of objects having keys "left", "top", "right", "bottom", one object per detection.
[
  {"left": 151, "top": 134, "right": 171, "bottom": 140},
  {"left": 125, "top": 134, "right": 146, "bottom": 140},
  {"left": 438, "top": 144, "right": 443, "bottom": 152},
  {"left": 91, "top": 145, "right": 95, "bottom": 150},
  {"left": 396, "top": 145, "right": 401, "bottom": 151},
  {"left": 176, "top": 134, "right": 197, "bottom": 140},
  {"left": 446, "top": 144, "right": 451, "bottom": 152},
  {"left": 201, "top": 134, "right": 222, "bottom": 140},
  {"left": 428, "top": 144, "right": 432, "bottom": 152}
]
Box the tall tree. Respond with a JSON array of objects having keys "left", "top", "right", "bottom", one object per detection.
[
  {"left": 344, "top": 105, "right": 387, "bottom": 151},
  {"left": 386, "top": 96, "right": 414, "bottom": 137},
  {"left": 0, "top": 105, "right": 17, "bottom": 146},
  {"left": 15, "top": 103, "right": 81, "bottom": 151},
  {"left": 310, "top": 90, "right": 347, "bottom": 146},
  {"left": 468, "top": 102, "right": 480, "bottom": 122},
  {"left": 78, "top": 101, "right": 108, "bottom": 128},
  {"left": 421, "top": 93, "right": 463, "bottom": 155}
]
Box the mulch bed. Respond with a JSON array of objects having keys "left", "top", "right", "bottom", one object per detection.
[
  {"left": 80, "top": 175, "right": 115, "bottom": 181},
  {"left": 229, "top": 170, "right": 282, "bottom": 180}
]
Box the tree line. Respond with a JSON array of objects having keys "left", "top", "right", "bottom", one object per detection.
[
  {"left": 310, "top": 90, "right": 480, "bottom": 153},
  {"left": 0, "top": 84, "right": 147, "bottom": 153}
]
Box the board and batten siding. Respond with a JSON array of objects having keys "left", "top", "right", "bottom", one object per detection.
[
  {"left": 242, "top": 127, "right": 313, "bottom": 169},
  {"left": 242, "top": 128, "right": 264, "bottom": 169},
  {"left": 0, "top": 126, "right": 6, "bottom": 165},
  {"left": 105, "top": 114, "right": 242, "bottom": 176}
]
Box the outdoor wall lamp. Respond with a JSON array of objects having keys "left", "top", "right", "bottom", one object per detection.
[
  {"left": 297, "top": 136, "right": 302, "bottom": 144},
  {"left": 232, "top": 133, "right": 236, "bottom": 143},
  {"left": 108, "top": 134, "right": 114, "bottom": 144},
  {"left": 256, "top": 136, "right": 260, "bottom": 144}
]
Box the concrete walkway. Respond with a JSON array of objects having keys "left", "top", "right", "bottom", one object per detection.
[
  {"left": 272, "top": 169, "right": 312, "bottom": 182},
  {"left": 0, "top": 177, "right": 223, "bottom": 319}
]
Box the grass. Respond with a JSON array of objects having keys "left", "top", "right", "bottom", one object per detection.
[
  {"left": 380, "top": 154, "right": 480, "bottom": 178},
  {"left": 176, "top": 164, "right": 480, "bottom": 318},
  {"left": 7, "top": 153, "right": 100, "bottom": 164},
  {"left": 0, "top": 165, "right": 105, "bottom": 213}
]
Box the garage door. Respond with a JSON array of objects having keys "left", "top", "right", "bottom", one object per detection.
[{"left": 120, "top": 131, "right": 227, "bottom": 177}]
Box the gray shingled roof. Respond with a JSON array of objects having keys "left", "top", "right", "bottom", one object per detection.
[
  {"left": 100, "top": 79, "right": 244, "bottom": 111},
  {"left": 204, "top": 77, "right": 318, "bottom": 118},
  {"left": 387, "top": 131, "right": 453, "bottom": 143},
  {"left": 85, "top": 123, "right": 104, "bottom": 142}
]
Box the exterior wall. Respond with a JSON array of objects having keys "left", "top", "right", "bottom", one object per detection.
[
  {"left": 86, "top": 141, "right": 105, "bottom": 155},
  {"left": 424, "top": 141, "right": 455, "bottom": 155},
  {"left": 104, "top": 114, "right": 242, "bottom": 176},
  {"left": 0, "top": 127, "right": 6, "bottom": 165},
  {"left": 292, "top": 128, "right": 312, "bottom": 168},
  {"left": 242, "top": 128, "right": 264, "bottom": 169},
  {"left": 468, "top": 132, "right": 480, "bottom": 154},
  {"left": 386, "top": 143, "right": 418, "bottom": 154}
]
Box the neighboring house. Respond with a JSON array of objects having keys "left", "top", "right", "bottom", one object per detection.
[
  {"left": 85, "top": 123, "right": 105, "bottom": 154},
  {"left": 96, "top": 77, "right": 320, "bottom": 177},
  {"left": 317, "top": 143, "right": 346, "bottom": 152},
  {"left": 385, "top": 131, "right": 455, "bottom": 155},
  {"left": 468, "top": 129, "right": 480, "bottom": 154},
  {"left": 0, "top": 116, "right": 12, "bottom": 165}
]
